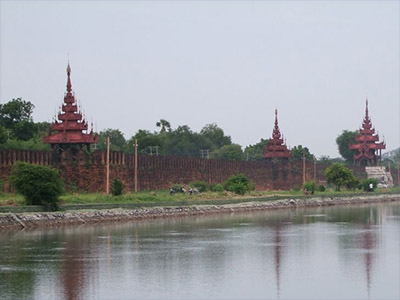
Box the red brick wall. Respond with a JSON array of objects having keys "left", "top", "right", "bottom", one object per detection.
[{"left": 0, "top": 150, "right": 374, "bottom": 193}]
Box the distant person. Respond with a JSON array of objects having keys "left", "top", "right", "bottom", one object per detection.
[
  {"left": 304, "top": 189, "right": 308, "bottom": 195},
  {"left": 169, "top": 188, "right": 175, "bottom": 196},
  {"left": 369, "top": 183, "right": 374, "bottom": 192},
  {"left": 182, "top": 187, "right": 186, "bottom": 194},
  {"left": 193, "top": 188, "right": 199, "bottom": 195},
  {"left": 189, "top": 188, "right": 193, "bottom": 195}
]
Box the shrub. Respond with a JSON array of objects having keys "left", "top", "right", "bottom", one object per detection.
[
  {"left": 189, "top": 181, "right": 208, "bottom": 192},
  {"left": 171, "top": 184, "right": 184, "bottom": 193},
  {"left": 224, "top": 173, "right": 255, "bottom": 195},
  {"left": 360, "top": 178, "right": 378, "bottom": 192},
  {"left": 10, "top": 162, "right": 64, "bottom": 210},
  {"left": 346, "top": 176, "right": 360, "bottom": 190},
  {"left": 111, "top": 179, "right": 124, "bottom": 196},
  {"left": 211, "top": 183, "right": 224, "bottom": 192},
  {"left": 318, "top": 185, "right": 326, "bottom": 192},
  {"left": 303, "top": 181, "right": 316, "bottom": 193}
]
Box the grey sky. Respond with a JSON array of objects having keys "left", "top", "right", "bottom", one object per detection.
[{"left": 1, "top": 0, "right": 399, "bottom": 158}]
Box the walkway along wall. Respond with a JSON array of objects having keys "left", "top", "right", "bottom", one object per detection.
[{"left": 1, "top": 149, "right": 391, "bottom": 193}]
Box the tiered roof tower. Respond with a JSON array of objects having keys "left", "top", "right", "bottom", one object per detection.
[
  {"left": 349, "top": 99, "right": 385, "bottom": 166},
  {"left": 263, "top": 109, "right": 291, "bottom": 159},
  {"left": 43, "top": 64, "right": 97, "bottom": 150}
]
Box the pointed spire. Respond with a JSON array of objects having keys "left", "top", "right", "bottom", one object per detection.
[
  {"left": 263, "top": 108, "right": 291, "bottom": 159},
  {"left": 365, "top": 97, "right": 369, "bottom": 118},
  {"left": 66, "top": 63, "right": 72, "bottom": 95}
]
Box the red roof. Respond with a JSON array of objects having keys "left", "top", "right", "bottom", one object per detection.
[
  {"left": 349, "top": 99, "right": 385, "bottom": 164},
  {"left": 263, "top": 109, "right": 291, "bottom": 159},
  {"left": 43, "top": 64, "right": 98, "bottom": 145}
]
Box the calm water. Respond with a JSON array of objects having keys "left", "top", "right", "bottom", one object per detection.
[{"left": 1, "top": 202, "right": 399, "bottom": 300}]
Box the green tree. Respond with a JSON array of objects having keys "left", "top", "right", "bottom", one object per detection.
[
  {"left": 291, "top": 145, "right": 314, "bottom": 161},
  {"left": 97, "top": 128, "right": 127, "bottom": 152},
  {"left": 0, "top": 98, "right": 37, "bottom": 141},
  {"left": 0, "top": 98, "right": 35, "bottom": 127},
  {"left": 200, "top": 123, "right": 232, "bottom": 149},
  {"left": 224, "top": 173, "right": 255, "bottom": 195},
  {"left": 12, "top": 120, "right": 37, "bottom": 141},
  {"left": 164, "top": 125, "right": 211, "bottom": 156},
  {"left": 210, "top": 144, "right": 244, "bottom": 161},
  {"left": 324, "top": 163, "right": 358, "bottom": 191},
  {"left": 336, "top": 130, "right": 358, "bottom": 162},
  {"left": 244, "top": 139, "right": 269, "bottom": 161},
  {"left": 156, "top": 119, "right": 171, "bottom": 133},
  {"left": 0, "top": 126, "right": 6, "bottom": 144},
  {"left": 10, "top": 162, "right": 64, "bottom": 210},
  {"left": 128, "top": 129, "right": 165, "bottom": 155},
  {"left": 393, "top": 149, "right": 400, "bottom": 164}
]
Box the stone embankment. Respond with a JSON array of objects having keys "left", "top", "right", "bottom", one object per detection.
[{"left": 0, "top": 194, "right": 399, "bottom": 230}]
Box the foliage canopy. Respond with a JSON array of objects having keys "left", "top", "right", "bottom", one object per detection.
[
  {"left": 324, "top": 163, "right": 358, "bottom": 191},
  {"left": 336, "top": 130, "right": 358, "bottom": 162}
]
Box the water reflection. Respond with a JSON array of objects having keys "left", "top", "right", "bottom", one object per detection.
[{"left": 0, "top": 202, "right": 399, "bottom": 300}]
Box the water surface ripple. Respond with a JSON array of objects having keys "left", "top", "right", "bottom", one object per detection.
[{"left": 0, "top": 202, "right": 399, "bottom": 299}]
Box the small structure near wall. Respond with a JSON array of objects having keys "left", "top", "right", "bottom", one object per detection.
[
  {"left": 43, "top": 64, "right": 98, "bottom": 163},
  {"left": 365, "top": 166, "right": 394, "bottom": 188},
  {"left": 263, "top": 109, "right": 291, "bottom": 160},
  {"left": 349, "top": 99, "right": 385, "bottom": 166}
]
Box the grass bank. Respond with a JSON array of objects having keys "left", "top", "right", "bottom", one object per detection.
[{"left": 1, "top": 187, "right": 400, "bottom": 211}]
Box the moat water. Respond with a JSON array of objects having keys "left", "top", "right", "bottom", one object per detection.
[{"left": 0, "top": 202, "right": 399, "bottom": 300}]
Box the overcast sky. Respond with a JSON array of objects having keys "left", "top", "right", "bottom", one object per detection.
[{"left": 1, "top": 0, "right": 399, "bottom": 158}]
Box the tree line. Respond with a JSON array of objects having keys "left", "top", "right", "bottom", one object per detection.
[{"left": 4, "top": 97, "right": 398, "bottom": 163}]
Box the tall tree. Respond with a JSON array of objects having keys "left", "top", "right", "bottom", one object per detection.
[
  {"left": 290, "top": 145, "right": 314, "bottom": 161},
  {"left": 243, "top": 139, "right": 269, "bottom": 161},
  {"left": 392, "top": 149, "right": 400, "bottom": 164},
  {"left": 200, "top": 123, "right": 232, "bottom": 149},
  {"left": 336, "top": 130, "right": 358, "bottom": 162},
  {"left": 0, "top": 126, "right": 6, "bottom": 144},
  {"left": 97, "top": 129, "right": 127, "bottom": 152},
  {"left": 210, "top": 144, "right": 244, "bottom": 161},
  {"left": 0, "top": 98, "right": 36, "bottom": 141},
  {"left": 0, "top": 98, "right": 34, "bottom": 127},
  {"left": 156, "top": 119, "right": 171, "bottom": 133},
  {"left": 164, "top": 125, "right": 211, "bottom": 156},
  {"left": 128, "top": 130, "right": 165, "bottom": 155}
]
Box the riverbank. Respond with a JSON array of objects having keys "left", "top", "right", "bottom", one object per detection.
[{"left": 1, "top": 193, "right": 399, "bottom": 230}]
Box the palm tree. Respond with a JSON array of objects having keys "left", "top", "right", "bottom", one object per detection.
[{"left": 156, "top": 119, "right": 171, "bottom": 133}]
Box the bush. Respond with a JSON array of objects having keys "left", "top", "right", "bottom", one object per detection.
[
  {"left": 211, "top": 183, "right": 224, "bottom": 192},
  {"left": 189, "top": 181, "right": 208, "bottom": 192},
  {"left": 10, "top": 162, "right": 64, "bottom": 210},
  {"left": 360, "top": 178, "right": 378, "bottom": 192},
  {"left": 171, "top": 184, "right": 185, "bottom": 193},
  {"left": 318, "top": 185, "right": 326, "bottom": 192},
  {"left": 224, "top": 173, "right": 255, "bottom": 195},
  {"left": 303, "top": 181, "right": 316, "bottom": 193},
  {"left": 111, "top": 179, "right": 124, "bottom": 196}
]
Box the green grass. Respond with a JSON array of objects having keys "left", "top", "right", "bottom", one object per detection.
[{"left": 1, "top": 187, "right": 399, "bottom": 208}]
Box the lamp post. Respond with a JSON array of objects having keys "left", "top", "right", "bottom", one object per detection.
[{"left": 106, "top": 136, "right": 110, "bottom": 194}]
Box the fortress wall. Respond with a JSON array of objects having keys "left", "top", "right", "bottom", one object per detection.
[{"left": 0, "top": 150, "right": 375, "bottom": 193}]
